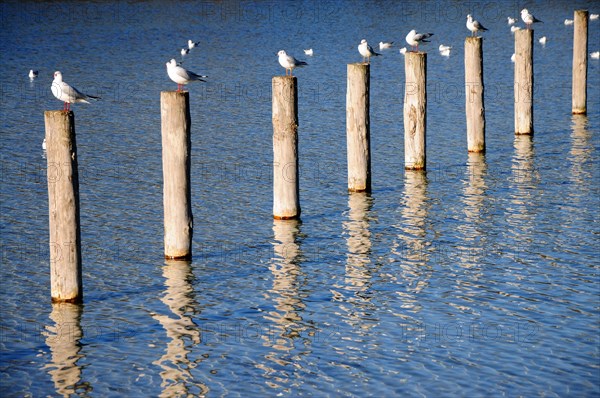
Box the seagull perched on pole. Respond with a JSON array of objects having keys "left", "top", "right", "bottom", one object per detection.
[
  {"left": 521, "top": 9, "right": 542, "bottom": 29},
  {"left": 358, "top": 39, "right": 381, "bottom": 63},
  {"left": 51, "top": 71, "right": 100, "bottom": 111},
  {"left": 405, "top": 30, "right": 434, "bottom": 52},
  {"left": 467, "top": 14, "right": 488, "bottom": 36},
  {"left": 166, "top": 59, "right": 207, "bottom": 92},
  {"left": 277, "top": 50, "right": 307, "bottom": 76}
]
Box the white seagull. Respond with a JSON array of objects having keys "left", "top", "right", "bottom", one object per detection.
[
  {"left": 187, "top": 39, "right": 200, "bottom": 50},
  {"left": 438, "top": 44, "right": 452, "bottom": 57},
  {"left": 42, "top": 138, "right": 46, "bottom": 150},
  {"left": 166, "top": 59, "right": 207, "bottom": 91},
  {"left": 277, "top": 50, "right": 307, "bottom": 76},
  {"left": 181, "top": 48, "right": 189, "bottom": 57},
  {"left": 399, "top": 47, "right": 407, "bottom": 55},
  {"left": 564, "top": 19, "right": 574, "bottom": 26},
  {"left": 507, "top": 17, "right": 516, "bottom": 25},
  {"left": 591, "top": 14, "right": 599, "bottom": 21},
  {"left": 304, "top": 48, "right": 314, "bottom": 56},
  {"left": 511, "top": 26, "right": 521, "bottom": 33},
  {"left": 511, "top": 53, "right": 516, "bottom": 63},
  {"left": 379, "top": 41, "right": 394, "bottom": 50},
  {"left": 29, "top": 70, "right": 38, "bottom": 79},
  {"left": 591, "top": 51, "right": 600, "bottom": 59},
  {"left": 539, "top": 36, "right": 547, "bottom": 46},
  {"left": 405, "top": 29, "right": 433, "bottom": 52},
  {"left": 358, "top": 39, "right": 381, "bottom": 63},
  {"left": 521, "top": 9, "right": 542, "bottom": 29},
  {"left": 51, "top": 71, "right": 100, "bottom": 111},
  {"left": 467, "top": 14, "right": 488, "bottom": 36}
]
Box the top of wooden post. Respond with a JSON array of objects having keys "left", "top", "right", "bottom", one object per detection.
[
  {"left": 273, "top": 75, "right": 297, "bottom": 81},
  {"left": 465, "top": 36, "right": 483, "bottom": 43},
  {"left": 161, "top": 90, "right": 190, "bottom": 97},
  {"left": 44, "top": 110, "right": 73, "bottom": 117}
]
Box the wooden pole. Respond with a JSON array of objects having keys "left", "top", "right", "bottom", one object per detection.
[
  {"left": 514, "top": 29, "right": 534, "bottom": 135},
  {"left": 465, "top": 37, "right": 486, "bottom": 152},
  {"left": 404, "top": 52, "right": 427, "bottom": 170},
  {"left": 346, "top": 63, "right": 371, "bottom": 192},
  {"left": 572, "top": 10, "right": 588, "bottom": 115},
  {"left": 44, "top": 110, "right": 82, "bottom": 303},
  {"left": 161, "top": 91, "right": 193, "bottom": 260},
  {"left": 272, "top": 76, "right": 300, "bottom": 219}
]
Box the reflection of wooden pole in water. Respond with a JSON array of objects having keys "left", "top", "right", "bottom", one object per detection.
[
  {"left": 152, "top": 260, "right": 206, "bottom": 397},
  {"left": 44, "top": 303, "right": 84, "bottom": 396},
  {"left": 266, "top": 220, "right": 304, "bottom": 352},
  {"left": 344, "top": 192, "right": 372, "bottom": 289}
]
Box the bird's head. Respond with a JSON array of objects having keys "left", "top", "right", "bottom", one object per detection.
[
  {"left": 53, "top": 71, "right": 62, "bottom": 82},
  {"left": 277, "top": 50, "right": 286, "bottom": 57}
]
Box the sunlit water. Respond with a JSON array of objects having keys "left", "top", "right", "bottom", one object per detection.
[{"left": 1, "top": 1, "right": 599, "bottom": 396}]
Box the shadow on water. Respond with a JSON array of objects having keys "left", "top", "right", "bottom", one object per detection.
[
  {"left": 152, "top": 260, "right": 208, "bottom": 397},
  {"left": 43, "top": 303, "right": 90, "bottom": 397}
]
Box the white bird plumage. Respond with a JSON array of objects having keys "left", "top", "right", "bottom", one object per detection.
[
  {"left": 507, "top": 17, "right": 516, "bottom": 25},
  {"left": 511, "top": 26, "right": 521, "bottom": 33},
  {"left": 187, "top": 39, "right": 200, "bottom": 50},
  {"left": 521, "top": 9, "right": 542, "bottom": 29},
  {"left": 511, "top": 53, "right": 515, "bottom": 63},
  {"left": 399, "top": 47, "right": 407, "bottom": 55},
  {"left": 358, "top": 39, "right": 381, "bottom": 63},
  {"left": 29, "top": 70, "right": 38, "bottom": 79},
  {"left": 467, "top": 14, "right": 488, "bottom": 36},
  {"left": 438, "top": 44, "right": 452, "bottom": 57},
  {"left": 277, "top": 50, "right": 307, "bottom": 76},
  {"left": 379, "top": 41, "right": 394, "bottom": 50},
  {"left": 591, "top": 14, "right": 599, "bottom": 21},
  {"left": 591, "top": 51, "right": 600, "bottom": 59},
  {"left": 405, "top": 29, "right": 434, "bottom": 52},
  {"left": 166, "top": 59, "right": 207, "bottom": 91},
  {"left": 304, "top": 48, "right": 313, "bottom": 56},
  {"left": 51, "top": 71, "right": 100, "bottom": 111},
  {"left": 539, "top": 36, "right": 547, "bottom": 45},
  {"left": 564, "top": 19, "right": 574, "bottom": 26}
]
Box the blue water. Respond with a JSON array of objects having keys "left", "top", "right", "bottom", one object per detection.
[{"left": 1, "top": 0, "right": 599, "bottom": 396}]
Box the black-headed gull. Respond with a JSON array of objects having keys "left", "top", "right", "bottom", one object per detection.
[
  {"left": 564, "top": 19, "right": 574, "bottom": 26},
  {"left": 51, "top": 71, "right": 100, "bottom": 111},
  {"left": 29, "top": 70, "right": 38, "bottom": 79},
  {"left": 521, "top": 9, "right": 542, "bottom": 29},
  {"left": 358, "top": 39, "right": 381, "bottom": 63},
  {"left": 507, "top": 17, "right": 516, "bottom": 25},
  {"left": 591, "top": 51, "right": 600, "bottom": 59},
  {"left": 277, "top": 50, "right": 307, "bottom": 76},
  {"left": 304, "top": 48, "right": 313, "bottom": 56},
  {"left": 467, "top": 14, "right": 488, "bottom": 36},
  {"left": 539, "top": 36, "right": 547, "bottom": 46},
  {"left": 166, "top": 59, "right": 207, "bottom": 92},
  {"left": 379, "top": 41, "right": 394, "bottom": 50},
  {"left": 591, "top": 14, "right": 599, "bottom": 21},
  {"left": 405, "top": 30, "right": 433, "bottom": 52},
  {"left": 187, "top": 40, "right": 200, "bottom": 50}
]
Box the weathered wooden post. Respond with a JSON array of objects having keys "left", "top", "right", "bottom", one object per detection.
[
  {"left": 572, "top": 10, "right": 588, "bottom": 115},
  {"left": 161, "top": 91, "right": 193, "bottom": 260},
  {"left": 272, "top": 76, "right": 300, "bottom": 219},
  {"left": 346, "top": 63, "right": 371, "bottom": 192},
  {"left": 404, "top": 52, "right": 427, "bottom": 170},
  {"left": 465, "top": 37, "right": 485, "bottom": 152},
  {"left": 514, "top": 29, "right": 534, "bottom": 135},
  {"left": 44, "top": 110, "right": 82, "bottom": 303}
]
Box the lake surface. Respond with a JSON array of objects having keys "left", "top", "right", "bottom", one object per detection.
[{"left": 1, "top": 0, "right": 599, "bottom": 396}]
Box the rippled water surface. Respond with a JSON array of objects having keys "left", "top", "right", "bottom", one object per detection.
[{"left": 1, "top": 1, "right": 599, "bottom": 396}]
